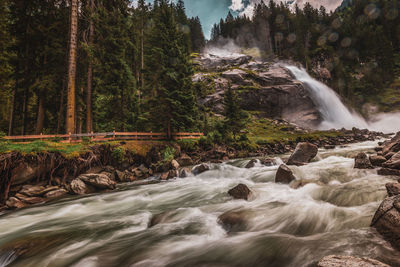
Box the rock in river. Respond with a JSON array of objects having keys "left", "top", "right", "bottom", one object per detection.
[
  {"left": 228, "top": 184, "right": 252, "bottom": 200},
  {"left": 386, "top": 182, "right": 400, "bottom": 197},
  {"left": 354, "top": 152, "right": 373, "bottom": 169},
  {"left": 371, "top": 195, "right": 400, "bottom": 250},
  {"left": 317, "top": 255, "right": 390, "bottom": 267},
  {"left": 287, "top": 142, "right": 318, "bottom": 166},
  {"left": 192, "top": 164, "right": 210, "bottom": 175},
  {"left": 275, "top": 164, "right": 296, "bottom": 184},
  {"left": 218, "top": 210, "right": 248, "bottom": 232}
]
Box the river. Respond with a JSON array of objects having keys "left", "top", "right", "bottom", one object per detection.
[{"left": 1, "top": 140, "right": 400, "bottom": 267}]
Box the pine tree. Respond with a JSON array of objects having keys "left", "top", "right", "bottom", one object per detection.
[
  {"left": 223, "top": 85, "right": 247, "bottom": 138},
  {"left": 147, "top": 0, "right": 198, "bottom": 138},
  {"left": 0, "top": 0, "right": 13, "bottom": 132},
  {"left": 93, "top": 1, "right": 137, "bottom": 131}
]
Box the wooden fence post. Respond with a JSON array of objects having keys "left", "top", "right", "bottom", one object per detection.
[
  {"left": 113, "top": 130, "right": 116, "bottom": 140},
  {"left": 68, "top": 132, "right": 71, "bottom": 143}
]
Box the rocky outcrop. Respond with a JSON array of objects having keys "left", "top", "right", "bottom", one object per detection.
[
  {"left": 228, "top": 184, "right": 252, "bottom": 200},
  {"left": 275, "top": 164, "right": 296, "bottom": 184},
  {"left": 194, "top": 54, "right": 321, "bottom": 128},
  {"left": 6, "top": 184, "right": 69, "bottom": 209},
  {"left": 354, "top": 152, "right": 373, "bottom": 169},
  {"left": 78, "top": 173, "right": 116, "bottom": 190},
  {"left": 371, "top": 194, "right": 400, "bottom": 250},
  {"left": 375, "top": 132, "right": 400, "bottom": 176},
  {"left": 287, "top": 142, "right": 318, "bottom": 166},
  {"left": 70, "top": 178, "right": 94, "bottom": 195},
  {"left": 383, "top": 151, "right": 400, "bottom": 170},
  {"left": 317, "top": 255, "right": 390, "bottom": 267}
]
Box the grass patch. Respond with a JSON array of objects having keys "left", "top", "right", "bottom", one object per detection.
[
  {"left": 0, "top": 140, "right": 88, "bottom": 158},
  {"left": 247, "top": 118, "right": 343, "bottom": 144}
]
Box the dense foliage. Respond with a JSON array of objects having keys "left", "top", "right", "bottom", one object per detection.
[
  {"left": 210, "top": 0, "right": 400, "bottom": 111},
  {"left": 0, "top": 0, "right": 205, "bottom": 135}
]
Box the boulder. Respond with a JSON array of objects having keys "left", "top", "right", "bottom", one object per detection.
[
  {"left": 317, "top": 255, "right": 390, "bottom": 267},
  {"left": 382, "top": 132, "right": 400, "bottom": 155},
  {"left": 6, "top": 197, "right": 28, "bottom": 209},
  {"left": 11, "top": 163, "right": 39, "bottom": 185},
  {"left": 14, "top": 194, "right": 44, "bottom": 205},
  {"left": 354, "top": 152, "right": 373, "bottom": 169},
  {"left": 78, "top": 173, "right": 116, "bottom": 190},
  {"left": 287, "top": 142, "right": 318, "bottom": 166},
  {"left": 245, "top": 159, "right": 258, "bottom": 168},
  {"left": 275, "top": 164, "right": 296, "bottom": 184},
  {"left": 377, "top": 168, "right": 400, "bottom": 176},
  {"left": 228, "top": 184, "right": 252, "bottom": 200},
  {"left": 386, "top": 183, "right": 400, "bottom": 197},
  {"left": 45, "top": 188, "right": 68, "bottom": 199},
  {"left": 382, "top": 151, "right": 400, "bottom": 170},
  {"left": 371, "top": 195, "right": 400, "bottom": 250},
  {"left": 148, "top": 211, "right": 173, "bottom": 227},
  {"left": 369, "top": 155, "right": 387, "bottom": 167},
  {"left": 218, "top": 210, "right": 248, "bottom": 232},
  {"left": 324, "top": 145, "right": 336, "bottom": 150},
  {"left": 115, "top": 170, "right": 126, "bottom": 182},
  {"left": 177, "top": 154, "right": 194, "bottom": 167},
  {"left": 192, "top": 164, "right": 210, "bottom": 175},
  {"left": 70, "top": 178, "right": 94, "bottom": 195},
  {"left": 170, "top": 159, "right": 180, "bottom": 170},
  {"left": 384, "top": 152, "right": 395, "bottom": 160},
  {"left": 19, "top": 185, "right": 46, "bottom": 197},
  {"left": 179, "top": 168, "right": 192, "bottom": 178},
  {"left": 160, "top": 170, "right": 178, "bottom": 181}
]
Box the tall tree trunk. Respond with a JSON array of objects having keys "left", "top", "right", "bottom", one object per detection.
[
  {"left": 35, "top": 92, "right": 45, "bottom": 134},
  {"left": 57, "top": 80, "right": 66, "bottom": 134},
  {"left": 8, "top": 86, "right": 16, "bottom": 136},
  {"left": 66, "top": 0, "right": 79, "bottom": 134},
  {"left": 21, "top": 87, "right": 29, "bottom": 135},
  {"left": 86, "top": 0, "right": 94, "bottom": 133},
  {"left": 78, "top": 87, "right": 83, "bottom": 134},
  {"left": 139, "top": 13, "right": 144, "bottom": 105}
]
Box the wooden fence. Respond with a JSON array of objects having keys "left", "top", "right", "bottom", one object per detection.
[{"left": 4, "top": 132, "right": 204, "bottom": 143}]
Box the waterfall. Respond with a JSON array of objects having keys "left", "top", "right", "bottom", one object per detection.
[{"left": 286, "top": 65, "right": 400, "bottom": 133}]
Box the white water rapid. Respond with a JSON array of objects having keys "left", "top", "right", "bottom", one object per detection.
[
  {"left": 286, "top": 66, "right": 400, "bottom": 133},
  {"left": 0, "top": 141, "right": 400, "bottom": 266}
]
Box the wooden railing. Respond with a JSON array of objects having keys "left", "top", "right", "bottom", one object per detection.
[{"left": 4, "top": 132, "right": 204, "bottom": 143}]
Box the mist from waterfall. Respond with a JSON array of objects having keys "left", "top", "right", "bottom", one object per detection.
[{"left": 286, "top": 65, "right": 400, "bottom": 133}]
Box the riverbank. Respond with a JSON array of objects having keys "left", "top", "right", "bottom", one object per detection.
[
  {"left": 0, "top": 126, "right": 389, "bottom": 212},
  {"left": 1, "top": 138, "right": 399, "bottom": 266}
]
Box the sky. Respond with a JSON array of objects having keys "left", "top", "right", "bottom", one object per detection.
[{"left": 133, "top": 0, "right": 343, "bottom": 38}]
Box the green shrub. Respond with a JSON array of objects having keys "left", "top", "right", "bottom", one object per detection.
[
  {"left": 112, "top": 147, "right": 126, "bottom": 163},
  {"left": 177, "top": 139, "right": 198, "bottom": 151},
  {"left": 162, "top": 146, "right": 175, "bottom": 162}
]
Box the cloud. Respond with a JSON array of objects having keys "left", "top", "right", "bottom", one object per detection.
[
  {"left": 229, "top": 0, "right": 343, "bottom": 18},
  {"left": 230, "top": 0, "right": 245, "bottom": 11}
]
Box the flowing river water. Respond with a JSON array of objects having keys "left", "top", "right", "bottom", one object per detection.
[{"left": 1, "top": 141, "right": 400, "bottom": 267}]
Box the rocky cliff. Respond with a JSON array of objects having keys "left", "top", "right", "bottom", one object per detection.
[{"left": 193, "top": 53, "right": 321, "bottom": 128}]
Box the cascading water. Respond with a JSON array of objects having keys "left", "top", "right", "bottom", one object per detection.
[
  {"left": 286, "top": 66, "right": 400, "bottom": 132},
  {"left": 0, "top": 141, "right": 400, "bottom": 267}
]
